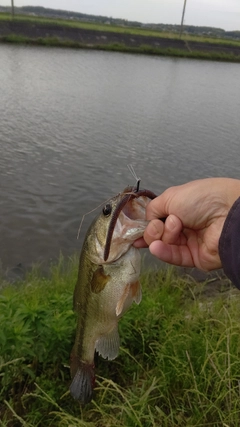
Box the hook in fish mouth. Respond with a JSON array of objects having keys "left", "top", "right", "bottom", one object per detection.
[{"left": 103, "top": 185, "right": 157, "bottom": 262}]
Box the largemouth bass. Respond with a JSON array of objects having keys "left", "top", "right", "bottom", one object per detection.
[{"left": 70, "top": 185, "right": 156, "bottom": 404}]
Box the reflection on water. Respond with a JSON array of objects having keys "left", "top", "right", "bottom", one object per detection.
[{"left": 1, "top": 44, "right": 240, "bottom": 274}]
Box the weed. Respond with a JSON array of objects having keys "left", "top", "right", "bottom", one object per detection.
[{"left": 1, "top": 257, "right": 240, "bottom": 425}]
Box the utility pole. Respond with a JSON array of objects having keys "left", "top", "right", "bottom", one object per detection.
[
  {"left": 179, "top": 0, "right": 187, "bottom": 39},
  {"left": 11, "top": 0, "right": 14, "bottom": 19}
]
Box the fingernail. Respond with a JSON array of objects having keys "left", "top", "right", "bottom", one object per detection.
[
  {"left": 147, "top": 220, "right": 162, "bottom": 238},
  {"left": 167, "top": 216, "right": 176, "bottom": 231}
]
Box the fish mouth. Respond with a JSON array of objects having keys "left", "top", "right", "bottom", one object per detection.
[{"left": 103, "top": 187, "right": 156, "bottom": 262}]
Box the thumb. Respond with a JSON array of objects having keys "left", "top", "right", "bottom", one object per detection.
[
  {"left": 146, "top": 191, "right": 170, "bottom": 220},
  {"left": 143, "top": 219, "right": 164, "bottom": 246},
  {"left": 162, "top": 215, "right": 183, "bottom": 244}
]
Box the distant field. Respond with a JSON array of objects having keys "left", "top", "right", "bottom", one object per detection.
[{"left": 1, "top": 12, "right": 240, "bottom": 47}]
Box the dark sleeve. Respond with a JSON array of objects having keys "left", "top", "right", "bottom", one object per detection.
[{"left": 219, "top": 197, "right": 240, "bottom": 289}]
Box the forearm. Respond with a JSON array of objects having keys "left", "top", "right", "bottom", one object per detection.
[{"left": 219, "top": 197, "right": 240, "bottom": 289}]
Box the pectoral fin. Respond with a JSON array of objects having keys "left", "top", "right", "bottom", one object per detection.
[
  {"left": 91, "top": 266, "right": 110, "bottom": 294},
  {"left": 95, "top": 326, "right": 120, "bottom": 360},
  {"left": 115, "top": 280, "right": 142, "bottom": 317},
  {"left": 131, "top": 280, "right": 142, "bottom": 305},
  {"left": 116, "top": 283, "right": 130, "bottom": 316}
]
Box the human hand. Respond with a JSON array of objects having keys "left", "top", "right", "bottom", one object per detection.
[{"left": 134, "top": 178, "right": 240, "bottom": 271}]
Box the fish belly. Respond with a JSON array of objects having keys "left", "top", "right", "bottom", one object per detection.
[{"left": 70, "top": 246, "right": 142, "bottom": 403}]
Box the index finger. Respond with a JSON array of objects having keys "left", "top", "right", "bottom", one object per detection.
[{"left": 146, "top": 191, "right": 169, "bottom": 220}]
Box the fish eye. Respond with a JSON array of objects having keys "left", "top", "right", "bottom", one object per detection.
[{"left": 102, "top": 203, "right": 112, "bottom": 217}]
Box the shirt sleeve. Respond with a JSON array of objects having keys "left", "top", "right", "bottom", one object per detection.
[{"left": 219, "top": 197, "right": 240, "bottom": 289}]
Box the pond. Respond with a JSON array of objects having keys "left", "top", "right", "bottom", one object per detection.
[{"left": 1, "top": 44, "right": 240, "bottom": 275}]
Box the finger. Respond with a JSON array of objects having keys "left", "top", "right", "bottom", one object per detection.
[
  {"left": 133, "top": 237, "right": 148, "bottom": 248},
  {"left": 161, "top": 214, "right": 183, "bottom": 244},
  {"left": 145, "top": 190, "right": 172, "bottom": 220},
  {"left": 149, "top": 240, "right": 195, "bottom": 267},
  {"left": 143, "top": 219, "right": 164, "bottom": 246}
]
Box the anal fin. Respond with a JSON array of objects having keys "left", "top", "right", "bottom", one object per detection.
[{"left": 95, "top": 326, "right": 120, "bottom": 360}]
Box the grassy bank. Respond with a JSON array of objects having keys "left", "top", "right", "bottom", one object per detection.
[
  {"left": 1, "top": 12, "right": 240, "bottom": 47},
  {"left": 1, "top": 34, "right": 240, "bottom": 63},
  {"left": 1, "top": 13, "right": 240, "bottom": 62},
  {"left": 1, "top": 255, "right": 240, "bottom": 426}
]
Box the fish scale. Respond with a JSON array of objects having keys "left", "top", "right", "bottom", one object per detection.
[{"left": 69, "top": 186, "right": 156, "bottom": 404}]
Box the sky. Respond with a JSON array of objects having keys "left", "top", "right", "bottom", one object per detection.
[{"left": 1, "top": 0, "right": 240, "bottom": 31}]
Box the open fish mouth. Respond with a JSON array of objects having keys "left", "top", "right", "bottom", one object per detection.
[{"left": 103, "top": 186, "right": 157, "bottom": 261}]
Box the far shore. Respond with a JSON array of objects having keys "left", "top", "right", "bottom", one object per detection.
[{"left": 1, "top": 18, "right": 240, "bottom": 62}]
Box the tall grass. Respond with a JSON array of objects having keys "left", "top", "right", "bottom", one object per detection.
[{"left": 1, "top": 255, "right": 240, "bottom": 426}]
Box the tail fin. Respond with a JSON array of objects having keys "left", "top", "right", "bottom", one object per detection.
[{"left": 70, "top": 356, "right": 95, "bottom": 404}]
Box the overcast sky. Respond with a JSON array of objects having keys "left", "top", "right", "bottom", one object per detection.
[{"left": 1, "top": 0, "right": 240, "bottom": 31}]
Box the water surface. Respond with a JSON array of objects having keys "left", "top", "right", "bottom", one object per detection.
[{"left": 1, "top": 44, "right": 240, "bottom": 275}]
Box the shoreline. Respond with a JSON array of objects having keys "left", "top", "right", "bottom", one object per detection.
[
  {"left": 1, "top": 251, "right": 234, "bottom": 303},
  {"left": 1, "top": 19, "right": 240, "bottom": 62}
]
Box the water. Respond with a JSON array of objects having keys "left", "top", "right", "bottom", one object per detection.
[{"left": 1, "top": 44, "right": 240, "bottom": 275}]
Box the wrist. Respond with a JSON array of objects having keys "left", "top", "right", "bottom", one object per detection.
[
  {"left": 219, "top": 197, "right": 240, "bottom": 289},
  {"left": 225, "top": 179, "right": 240, "bottom": 210}
]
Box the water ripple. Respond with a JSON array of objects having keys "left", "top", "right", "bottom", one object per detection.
[{"left": 0, "top": 45, "right": 240, "bottom": 272}]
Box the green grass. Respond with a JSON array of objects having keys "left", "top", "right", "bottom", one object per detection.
[
  {"left": 1, "top": 255, "right": 240, "bottom": 426},
  {"left": 1, "top": 12, "right": 240, "bottom": 62},
  {"left": 1, "top": 11, "right": 240, "bottom": 47},
  {"left": 1, "top": 35, "right": 240, "bottom": 63},
  {"left": 1, "top": 11, "right": 179, "bottom": 38}
]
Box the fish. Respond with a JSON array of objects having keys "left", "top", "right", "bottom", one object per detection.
[{"left": 69, "top": 185, "right": 156, "bottom": 404}]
